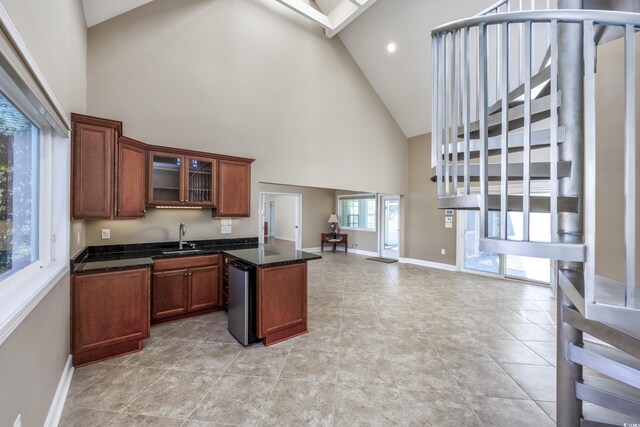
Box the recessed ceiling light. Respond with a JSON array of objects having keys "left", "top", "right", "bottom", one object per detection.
[{"left": 386, "top": 42, "right": 397, "bottom": 53}]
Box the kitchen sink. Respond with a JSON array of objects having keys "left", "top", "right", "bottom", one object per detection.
[{"left": 161, "top": 248, "right": 203, "bottom": 255}]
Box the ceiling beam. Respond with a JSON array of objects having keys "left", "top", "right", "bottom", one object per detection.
[
  {"left": 326, "top": 0, "right": 378, "bottom": 38},
  {"left": 272, "top": 0, "right": 332, "bottom": 30}
]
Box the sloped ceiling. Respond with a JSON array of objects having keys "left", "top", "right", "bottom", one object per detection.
[{"left": 82, "top": 0, "right": 496, "bottom": 137}]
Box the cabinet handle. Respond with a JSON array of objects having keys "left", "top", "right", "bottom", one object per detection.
[
  {"left": 189, "top": 272, "right": 192, "bottom": 276},
  {"left": 143, "top": 209, "right": 146, "bottom": 213},
  {"left": 184, "top": 272, "right": 188, "bottom": 276}
]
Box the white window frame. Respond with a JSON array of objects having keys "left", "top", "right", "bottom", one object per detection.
[
  {"left": 0, "top": 6, "right": 70, "bottom": 345},
  {"left": 337, "top": 193, "right": 377, "bottom": 232}
]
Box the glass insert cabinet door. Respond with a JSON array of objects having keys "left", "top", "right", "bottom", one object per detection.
[
  {"left": 149, "top": 152, "right": 182, "bottom": 204},
  {"left": 185, "top": 156, "right": 215, "bottom": 205},
  {"left": 148, "top": 152, "right": 217, "bottom": 206}
]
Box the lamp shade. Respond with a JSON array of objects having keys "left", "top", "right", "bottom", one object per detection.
[{"left": 328, "top": 213, "right": 339, "bottom": 223}]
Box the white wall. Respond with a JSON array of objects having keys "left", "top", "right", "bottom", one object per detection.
[
  {"left": 0, "top": 1, "right": 87, "bottom": 425},
  {"left": 265, "top": 194, "right": 297, "bottom": 241},
  {"left": 84, "top": 0, "right": 408, "bottom": 246}
]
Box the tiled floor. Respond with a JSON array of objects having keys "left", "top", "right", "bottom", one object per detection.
[{"left": 60, "top": 252, "right": 560, "bottom": 426}]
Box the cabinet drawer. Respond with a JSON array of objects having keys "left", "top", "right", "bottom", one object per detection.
[{"left": 154, "top": 254, "right": 220, "bottom": 271}]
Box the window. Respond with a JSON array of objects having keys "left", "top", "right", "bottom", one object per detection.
[
  {"left": 0, "top": 91, "right": 39, "bottom": 281},
  {"left": 338, "top": 194, "right": 376, "bottom": 231}
]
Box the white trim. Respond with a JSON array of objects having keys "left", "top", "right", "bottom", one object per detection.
[
  {"left": 258, "top": 192, "right": 303, "bottom": 251},
  {"left": 302, "top": 247, "right": 321, "bottom": 253},
  {"left": 399, "top": 258, "right": 458, "bottom": 272},
  {"left": 0, "top": 264, "right": 68, "bottom": 346},
  {"left": 274, "top": 236, "right": 295, "bottom": 242},
  {"left": 44, "top": 355, "right": 73, "bottom": 427},
  {"left": 379, "top": 194, "right": 401, "bottom": 259},
  {"left": 348, "top": 248, "right": 378, "bottom": 257},
  {"left": 339, "top": 227, "right": 376, "bottom": 233}
]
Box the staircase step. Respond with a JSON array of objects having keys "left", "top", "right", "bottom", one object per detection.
[
  {"left": 444, "top": 128, "right": 565, "bottom": 160},
  {"left": 562, "top": 306, "right": 640, "bottom": 360},
  {"left": 568, "top": 342, "right": 640, "bottom": 389},
  {"left": 480, "top": 238, "right": 586, "bottom": 262},
  {"left": 457, "top": 92, "right": 560, "bottom": 138},
  {"left": 487, "top": 64, "right": 551, "bottom": 115},
  {"left": 437, "top": 194, "right": 580, "bottom": 213},
  {"left": 576, "top": 377, "right": 640, "bottom": 419},
  {"left": 431, "top": 161, "right": 571, "bottom": 182}
]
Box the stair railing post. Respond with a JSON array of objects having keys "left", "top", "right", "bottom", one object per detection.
[{"left": 557, "top": 1, "right": 585, "bottom": 425}]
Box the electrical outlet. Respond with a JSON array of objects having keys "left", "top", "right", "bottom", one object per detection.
[
  {"left": 14, "top": 414, "right": 21, "bottom": 427},
  {"left": 101, "top": 229, "right": 111, "bottom": 239},
  {"left": 441, "top": 249, "right": 446, "bottom": 255},
  {"left": 353, "top": 243, "right": 358, "bottom": 248}
]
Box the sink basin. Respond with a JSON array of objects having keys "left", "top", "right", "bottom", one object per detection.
[{"left": 161, "top": 249, "right": 203, "bottom": 255}]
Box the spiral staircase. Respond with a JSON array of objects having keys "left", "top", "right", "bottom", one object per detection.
[{"left": 431, "top": 1, "right": 640, "bottom": 425}]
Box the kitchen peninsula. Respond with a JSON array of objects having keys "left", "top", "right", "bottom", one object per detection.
[{"left": 70, "top": 238, "right": 320, "bottom": 366}]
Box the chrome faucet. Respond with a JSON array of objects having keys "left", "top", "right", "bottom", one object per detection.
[{"left": 178, "top": 222, "right": 186, "bottom": 249}]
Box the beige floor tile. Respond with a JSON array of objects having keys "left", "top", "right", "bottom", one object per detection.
[
  {"left": 125, "top": 370, "right": 218, "bottom": 418},
  {"left": 280, "top": 349, "right": 338, "bottom": 383},
  {"left": 339, "top": 329, "right": 387, "bottom": 353},
  {"left": 58, "top": 407, "right": 117, "bottom": 427},
  {"left": 125, "top": 338, "right": 199, "bottom": 369},
  {"left": 67, "top": 365, "right": 165, "bottom": 411},
  {"left": 523, "top": 340, "right": 557, "bottom": 366},
  {"left": 467, "top": 396, "right": 555, "bottom": 427},
  {"left": 499, "top": 323, "right": 556, "bottom": 341},
  {"left": 224, "top": 346, "right": 289, "bottom": 377},
  {"left": 390, "top": 352, "right": 460, "bottom": 393},
  {"left": 500, "top": 363, "right": 556, "bottom": 401},
  {"left": 190, "top": 310, "right": 228, "bottom": 324},
  {"left": 173, "top": 341, "right": 241, "bottom": 373},
  {"left": 189, "top": 375, "right": 276, "bottom": 425},
  {"left": 449, "top": 361, "right": 529, "bottom": 399},
  {"left": 67, "top": 363, "right": 118, "bottom": 398},
  {"left": 107, "top": 413, "right": 183, "bottom": 426},
  {"left": 260, "top": 379, "right": 335, "bottom": 426},
  {"left": 483, "top": 339, "right": 551, "bottom": 365},
  {"left": 401, "top": 389, "right": 482, "bottom": 427},
  {"left": 337, "top": 350, "right": 396, "bottom": 388},
  {"left": 204, "top": 323, "right": 242, "bottom": 344},
  {"left": 291, "top": 326, "right": 340, "bottom": 352},
  {"left": 536, "top": 401, "right": 556, "bottom": 422},
  {"left": 164, "top": 321, "right": 219, "bottom": 342},
  {"left": 341, "top": 312, "right": 381, "bottom": 331},
  {"left": 150, "top": 319, "right": 188, "bottom": 339},
  {"left": 333, "top": 384, "right": 406, "bottom": 426}
]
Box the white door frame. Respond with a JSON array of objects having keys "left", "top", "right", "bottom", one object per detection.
[
  {"left": 258, "top": 192, "right": 302, "bottom": 250},
  {"left": 379, "top": 194, "right": 401, "bottom": 259}
]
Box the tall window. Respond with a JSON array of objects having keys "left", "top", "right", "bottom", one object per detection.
[
  {"left": 338, "top": 195, "right": 376, "bottom": 231},
  {"left": 0, "top": 90, "right": 39, "bottom": 281}
]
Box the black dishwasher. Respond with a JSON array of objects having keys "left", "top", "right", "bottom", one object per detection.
[{"left": 227, "top": 261, "right": 260, "bottom": 346}]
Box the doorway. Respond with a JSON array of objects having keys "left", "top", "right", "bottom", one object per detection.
[
  {"left": 258, "top": 192, "right": 302, "bottom": 250},
  {"left": 457, "top": 210, "right": 551, "bottom": 284},
  {"left": 379, "top": 195, "right": 400, "bottom": 259}
]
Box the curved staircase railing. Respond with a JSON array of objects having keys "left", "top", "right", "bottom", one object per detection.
[{"left": 431, "top": 3, "right": 640, "bottom": 426}]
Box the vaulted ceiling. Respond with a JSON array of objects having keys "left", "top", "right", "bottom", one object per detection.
[{"left": 81, "top": 0, "right": 496, "bottom": 137}]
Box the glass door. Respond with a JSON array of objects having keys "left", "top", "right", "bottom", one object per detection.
[
  {"left": 148, "top": 152, "right": 183, "bottom": 205},
  {"left": 185, "top": 156, "right": 215, "bottom": 207},
  {"left": 462, "top": 211, "right": 501, "bottom": 275},
  {"left": 505, "top": 212, "right": 551, "bottom": 283},
  {"left": 380, "top": 195, "right": 400, "bottom": 259}
]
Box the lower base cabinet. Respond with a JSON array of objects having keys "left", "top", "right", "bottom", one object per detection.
[
  {"left": 152, "top": 255, "right": 221, "bottom": 322},
  {"left": 72, "top": 268, "right": 150, "bottom": 367},
  {"left": 257, "top": 262, "right": 308, "bottom": 346}
]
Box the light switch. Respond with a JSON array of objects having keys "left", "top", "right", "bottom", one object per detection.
[
  {"left": 445, "top": 222, "right": 453, "bottom": 229},
  {"left": 221, "top": 225, "right": 232, "bottom": 234},
  {"left": 101, "top": 229, "right": 110, "bottom": 239},
  {"left": 221, "top": 219, "right": 232, "bottom": 226},
  {"left": 445, "top": 216, "right": 453, "bottom": 223}
]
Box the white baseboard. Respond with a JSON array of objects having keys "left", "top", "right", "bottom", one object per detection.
[
  {"left": 274, "top": 236, "right": 295, "bottom": 242},
  {"left": 348, "top": 248, "right": 378, "bottom": 257},
  {"left": 399, "top": 257, "right": 458, "bottom": 272},
  {"left": 302, "top": 247, "right": 321, "bottom": 253},
  {"left": 44, "top": 354, "right": 73, "bottom": 427}
]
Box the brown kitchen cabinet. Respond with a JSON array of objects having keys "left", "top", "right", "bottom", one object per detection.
[
  {"left": 71, "top": 268, "right": 150, "bottom": 367},
  {"left": 152, "top": 255, "right": 221, "bottom": 322},
  {"left": 148, "top": 151, "right": 217, "bottom": 208},
  {"left": 257, "top": 262, "right": 308, "bottom": 346},
  {"left": 215, "top": 160, "right": 251, "bottom": 217},
  {"left": 116, "top": 137, "right": 147, "bottom": 218},
  {"left": 71, "top": 113, "right": 122, "bottom": 219}
]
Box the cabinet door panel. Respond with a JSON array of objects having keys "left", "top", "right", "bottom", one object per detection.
[
  {"left": 189, "top": 265, "right": 220, "bottom": 312},
  {"left": 217, "top": 160, "right": 250, "bottom": 217},
  {"left": 257, "top": 263, "right": 307, "bottom": 338},
  {"left": 117, "top": 140, "right": 146, "bottom": 218},
  {"left": 72, "top": 122, "right": 114, "bottom": 219},
  {"left": 152, "top": 269, "right": 188, "bottom": 320},
  {"left": 148, "top": 151, "right": 183, "bottom": 206},
  {"left": 73, "top": 269, "right": 150, "bottom": 353},
  {"left": 185, "top": 156, "right": 217, "bottom": 207}
]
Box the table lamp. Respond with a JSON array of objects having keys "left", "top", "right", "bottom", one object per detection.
[{"left": 328, "top": 213, "right": 339, "bottom": 238}]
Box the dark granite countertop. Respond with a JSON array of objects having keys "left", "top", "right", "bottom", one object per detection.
[
  {"left": 224, "top": 246, "right": 321, "bottom": 267},
  {"left": 71, "top": 237, "right": 321, "bottom": 273},
  {"left": 72, "top": 237, "right": 259, "bottom": 273}
]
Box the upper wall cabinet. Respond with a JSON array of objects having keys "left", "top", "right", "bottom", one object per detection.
[
  {"left": 147, "top": 151, "right": 217, "bottom": 208},
  {"left": 71, "top": 113, "right": 122, "bottom": 220},
  {"left": 116, "top": 137, "right": 147, "bottom": 218},
  {"left": 216, "top": 160, "right": 251, "bottom": 218}
]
